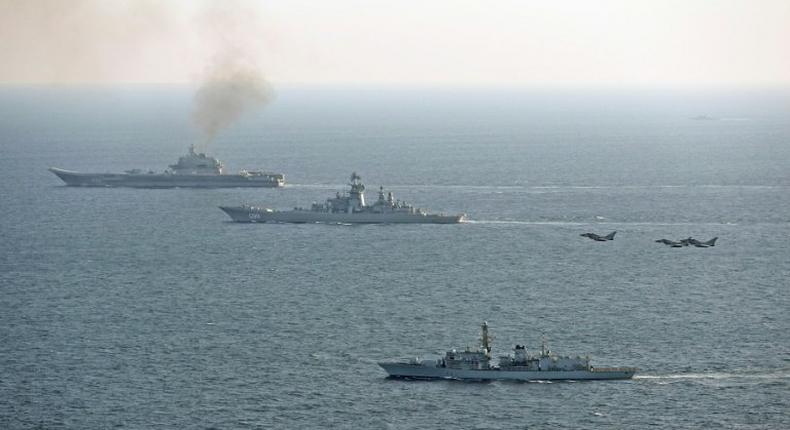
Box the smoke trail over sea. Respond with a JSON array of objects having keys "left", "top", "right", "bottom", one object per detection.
[
  {"left": 190, "top": 1, "right": 274, "bottom": 152},
  {"left": 192, "top": 56, "right": 274, "bottom": 152},
  {"left": 0, "top": 0, "right": 275, "bottom": 152}
]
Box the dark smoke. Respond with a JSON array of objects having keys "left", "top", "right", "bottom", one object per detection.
[
  {"left": 191, "top": 1, "right": 273, "bottom": 151},
  {"left": 192, "top": 57, "right": 273, "bottom": 151},
  {"left": 0, "top": 0, "right": 275, "bottom": 150}
]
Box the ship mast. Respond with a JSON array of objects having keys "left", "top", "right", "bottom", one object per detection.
[
  {"left": 348, "top": 172, "right": 366, "bottom": 209},
  {"left": 480, "top": 321, "right": 492, "bottom": 358},
  {"left": 541, "top": 334, "right": 549, "bottom": 356}
]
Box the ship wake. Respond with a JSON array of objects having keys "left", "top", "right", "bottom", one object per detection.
[
  {"left": 466, "top": 220, "right": 739, "bottom": 226},
  {"left": 636, "top": 370, "right": 790, "bottom": 381}
]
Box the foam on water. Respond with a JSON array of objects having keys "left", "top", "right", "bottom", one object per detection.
[{"left": 636, "top": 371, "right": 790, "bottom": 380}]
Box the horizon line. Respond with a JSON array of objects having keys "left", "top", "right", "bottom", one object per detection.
[{"left": 1, "top": 82, "right": 790, "bottom": 92}]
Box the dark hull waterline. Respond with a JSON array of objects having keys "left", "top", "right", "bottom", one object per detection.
[
  {"left": 219, "top": 206, "right": 465, "bottom": 224},
  {"left": 49, "top": 168, "right": 283, "bottom": 188}
]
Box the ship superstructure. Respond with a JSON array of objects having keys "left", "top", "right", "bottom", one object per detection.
[
  {"left": 220, "top": 172, "right": 465, "bottom": 224},
  {"left": 378, "top": 322, "right": 637, "bottom": 381},
  {"left": 167, "top": 145, "right": 225, "bottom": 175},
  {"left": 49, "top": 146, "right": 284, "bottom": 188}
]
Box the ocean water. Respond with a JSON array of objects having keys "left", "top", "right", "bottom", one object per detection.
[{"left": 1, "top": 86, "right": 789, "bottom": 429}]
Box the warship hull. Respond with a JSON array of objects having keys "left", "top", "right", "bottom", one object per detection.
[
  {"left": 49, "top": 168, "right": 283, "bottom": 188},
  {"left": 219, "top": 206, "right": 465, "bottom": 224},
  {"left": 378, "top": 363, "right": 636, "bottom": 381}
]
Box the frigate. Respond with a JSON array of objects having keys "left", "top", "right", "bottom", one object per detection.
[
  {"left": 379, "top": 322, "right": 637, "bottom": 381},
  {"left": 219, "top": 173, "right": 465, "bottom": 224},
  {"left": 49, "top": 146, "right": 284, "bottom": 188}
]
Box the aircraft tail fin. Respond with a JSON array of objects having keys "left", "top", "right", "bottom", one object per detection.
[
  {"left": 604, "top": 231, "right": 616, "bottom": 240},
  {"left": 704, "top": 237, "right": 718, "bottom": 246}
]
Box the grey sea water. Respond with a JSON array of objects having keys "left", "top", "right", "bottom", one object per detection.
[{"left": 1, "top": 86, "right": 789, "bottom": 429}]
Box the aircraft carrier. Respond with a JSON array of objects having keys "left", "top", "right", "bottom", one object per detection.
[
  {"left": 379, "top": 322, "right": 637, "bottom": 381},
  {"left": 49, "top": 146, "right": 284, "bottom": 188},
  {"left": 220, "top": 172, "right": 465, "bottom": 224}
]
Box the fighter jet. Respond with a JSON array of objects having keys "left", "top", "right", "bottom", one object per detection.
[
  {"left": 688, "top": 237, "right": 718, "bottom": 247},
  {"left": 655, "top": 237, "right": 718, "bottom": 248},
  {"left": 580, "top": 231, "right": 616, "bottom": 241},
  {"left": 655, "top": 238, "right": 684, "bottom": 247}
]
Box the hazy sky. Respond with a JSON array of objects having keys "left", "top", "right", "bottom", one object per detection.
[{"left": 1, "top": 0, "right": 788, "bottom": 87}]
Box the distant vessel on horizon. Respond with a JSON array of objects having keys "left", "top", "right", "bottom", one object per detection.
[
  {"left": 49, "top": 145, "right": 284, "bottom": 188},
  {"left": 220, "top": 172, "right": 465, "bottom": 224},
  {"left": 379, "top": 322, "right": 638, "bottom": 381}
]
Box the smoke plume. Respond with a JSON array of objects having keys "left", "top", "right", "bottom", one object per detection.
[
  {"left": 192, "top": 57, "right": 273, "bottom": 151},
  {"left": 0, "top": 0, "right": 275, "bottom": 150},
  {"left": 191, "top": 1, "right": 273, "bottom": 151}
]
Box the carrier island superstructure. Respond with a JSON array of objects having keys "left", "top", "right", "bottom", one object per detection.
[
  {"left": 220, "top": 173, "right": 465, "bottom": 224},
  {"left": 378, "top": 322, "right": 637, "bottom": 381},
  {"left": 49, "top": 146, "right": 284, "bottom": 188}
]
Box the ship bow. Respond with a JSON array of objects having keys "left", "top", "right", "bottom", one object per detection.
[
  {"left": 219, "top": 206, "right": 251, "bottom": 222},
  {"left": 48, "top": 167, "right": 82, "bottom": 186}
]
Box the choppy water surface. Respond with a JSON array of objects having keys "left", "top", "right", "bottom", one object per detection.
[{"left": 1, "top": 87, "right": 789, "bottom": 429}]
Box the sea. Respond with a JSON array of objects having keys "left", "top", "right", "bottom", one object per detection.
[{"left": 1, "top": 86, "right": 789, "bottom": 429}]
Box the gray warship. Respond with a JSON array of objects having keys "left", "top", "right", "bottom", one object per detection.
[
  {"left": 379, "top": 322, "right": 637, "bottom": 381},
  {"left": 49, "top": 146, "right": 284, "bottom": 188},
  {"left": 220, "top": 173, "right": 465, "bottom": 224}
]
